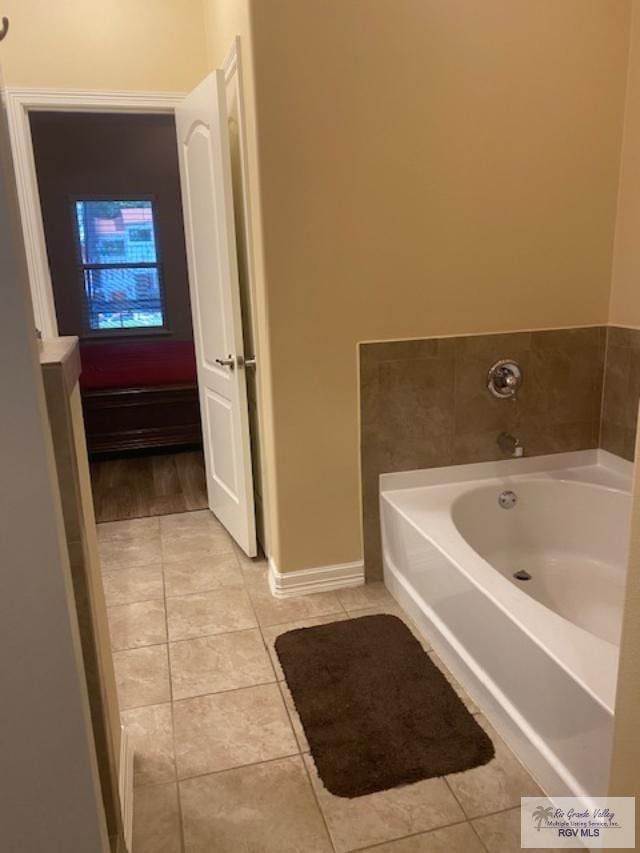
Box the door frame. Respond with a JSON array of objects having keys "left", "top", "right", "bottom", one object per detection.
[
  {"left": 5, "top": 47, "right": 271, "bottom": 559},
  {"left": 4, "top": 87, "right": 184, "bottom": 338}
]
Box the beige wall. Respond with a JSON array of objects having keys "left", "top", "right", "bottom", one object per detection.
[
  {"left": 611, "top": 1, "right": 640, "bottom": 327},
  {"left": 249, "top": 0, "right": 631, "bottom": 571},
  {"left": 0, "top": 0, "right": 208, "bottom": 90}
]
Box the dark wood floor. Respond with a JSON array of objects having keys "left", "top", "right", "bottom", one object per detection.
[{"left": 91, "top": 449, "right": 208, "bottom": 523}]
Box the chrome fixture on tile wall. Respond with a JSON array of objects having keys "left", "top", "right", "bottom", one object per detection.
[{"left": 487, "top": 359, "right": 523, "bottom": 399}]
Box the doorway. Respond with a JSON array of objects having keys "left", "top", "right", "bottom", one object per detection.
[
  {"left": 7, "top": 45, "right": 267, "bottom": 559},
  {"left": 29, "top": 109, "right": 208, "bottom": 524}
]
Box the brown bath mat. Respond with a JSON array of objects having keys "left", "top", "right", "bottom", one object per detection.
[{"left": 275, "top": 614, "right": 494, "bottom": 797}]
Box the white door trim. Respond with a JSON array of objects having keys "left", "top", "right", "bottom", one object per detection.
[
  {"left": 3, "top": 87, "right": 185, "bottom": 338},
  {"left": 221, "top": 38, "right": 271, "bottom": 559}
]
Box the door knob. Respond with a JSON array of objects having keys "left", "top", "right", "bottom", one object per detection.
[
  {"left": 236, "top": 355, "right": 256, "bottom": 369},
  {"left": 215, "top": 355, "right": 235, "bottom": 370}
]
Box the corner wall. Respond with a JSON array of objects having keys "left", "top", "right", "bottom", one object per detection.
[
  {"left": 607, "top": 0, "right": 640, "bottom": 813},
  {"left": 611, "top": 1, "right": 640, "bottom": 328},
  {"left": 249, "top": 0, "right": 631, "bottom": 572}
]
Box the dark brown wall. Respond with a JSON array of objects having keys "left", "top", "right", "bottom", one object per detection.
[
  {"left": 30, "top": 112, "right": 192, "bottom": 342},
  {"left": 360, "top": 327, "right": 607, "bottom": 580}
]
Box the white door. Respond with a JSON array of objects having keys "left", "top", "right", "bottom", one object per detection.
[{"left": 176, "top": 70, "right": 257, "bottom": 557}]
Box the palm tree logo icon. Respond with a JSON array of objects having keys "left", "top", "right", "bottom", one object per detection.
[{"left": 533, "top": 805, "right": 554, "bottom": 832}]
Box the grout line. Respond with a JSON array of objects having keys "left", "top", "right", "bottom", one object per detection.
[
  {"left": 443, "top": 775, "right": 471, "bottom": 821},
  {"left": 171, "top": 679, "right": 281, "bottom": 706},
  {"left": 299, "top": 753, "right": 339, "bottom": 853},
  {"left": 276, "top": 681, "right": 308, "bottom": 754},
  {"left": 160, "top": 562, "right": 186, "bottom": 853},
  {"left": 346, "top": 816, "right": 473, "bottom": 853},
  {"left": 175, "top": 749, "right": 302, "bottom": 785},
  {"left": 468, "top": 817, "right": 492, "bottom": 852}
]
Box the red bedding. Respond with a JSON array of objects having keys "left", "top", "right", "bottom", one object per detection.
[{"left": 80, "top": 340, "right": 197, "bottom": 390}]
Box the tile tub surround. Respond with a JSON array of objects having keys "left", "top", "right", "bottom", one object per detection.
[
  {"left": 360, "top": 327, "right": 607, "bottom": 579},
  {"left": 601, "top": 325, "right": 640, "bottom": 461},
  {"left": 101, "top": 514, "right": 543, "bottom": 853}
]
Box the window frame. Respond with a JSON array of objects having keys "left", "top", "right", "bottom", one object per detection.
[{"left": 70, "top": 193, "right": 171, "bottom": 339}]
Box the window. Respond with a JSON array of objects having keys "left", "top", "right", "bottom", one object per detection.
[{"left": 74, "top": 200, "right": 166, "bottom": 332}]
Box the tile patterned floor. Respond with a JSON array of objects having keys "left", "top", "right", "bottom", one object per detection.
[{"left": 99, "top": 511, "right": 542, "bottom": 853}]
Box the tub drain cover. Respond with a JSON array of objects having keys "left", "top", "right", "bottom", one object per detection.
[{"left": 513, "top": 569, "right": 532, "bottom": 581}]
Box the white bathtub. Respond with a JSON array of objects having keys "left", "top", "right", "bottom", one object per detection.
[{"left": 380, "top": 450, "right": 632, "bottom": 798}]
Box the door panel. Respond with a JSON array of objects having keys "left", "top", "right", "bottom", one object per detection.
[{"left": 176, "top": 71, "right": 257, "bottom": 556}]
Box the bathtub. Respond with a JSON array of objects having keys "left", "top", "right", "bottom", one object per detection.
[{"left": 380, "top": 450, "right": 632, "bottom": 798}]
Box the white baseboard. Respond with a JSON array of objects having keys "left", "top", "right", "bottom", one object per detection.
[
  {"left": 268, "top": 558, "right": 364, "bottom": 598},
  {"left": 118, "top": 725, "right": 134, "bottom": 853}
]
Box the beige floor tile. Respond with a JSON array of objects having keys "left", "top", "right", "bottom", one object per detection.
[
  {"left": 159, "top": 509, "right": 220, "bottom": 535},
  {"left": 304, "top": 753, "right": 465, "bottom": 853},
  {"left": 246, "top": 572, "right": 344, "bottom": 627},
  {"left": 337, "top": 581, "right": 394, "bottom": 610},
  {"left": 279, "top": 681, "right": 309, "bottom": 752},
  {"left": 180, "top": 756, "right": 332, "bottom": 853},
  {"left": 173, "top": 683, "right": 298, "bottom": 778},
  {"left": 169, "top": 629, "right": 274, "bottom": 700},
  {"left": 232, "top": 542, "right": 269, "bottom": 579},
  {"left": 108, "top": 600, "right": 167, "bottom": 651},
  {"left": 102, "top": 563, "right": 164, "bottom": 607},
  {"left": 132, "top": 782, "right": 182, "bottom": 853},
  {"left": 161, "top": 525, "right": 235, "bottom": 563},
  {"left": 121, "top": 703, "right": 176, "bottom": 787},
  {"left": 98, "top": 516, "right": 160, "bottom": 542},
  {"left": 361, "top": 821, "right": 484, "bottom": 852},
  {"left": 345, "top": 603, "right": 431, "bottom": 650},
  {"left": 166, "top": 588, "right": 256, "bottom": 641},
  {"left": 260, "top": 612, "right": 350, "bottom": 680},
  {"left": 472, "top": 807, "right": 566, "bottom": 853},
  {"left": 99, "top": 535, "right": 163, "bottom": 572},
  {"left": 445, "top": 716, "right": 542, "bottom": 818},
  {"left": 163, "top": 554, "right": 243, "bottom": 597},
  {"left": 428, "top": 652, "right": 479, "bottom": 714},
  {"left": 113, "top": 645, "right": 171, "bottom": 710}
]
